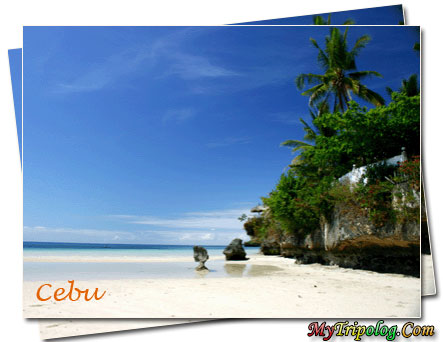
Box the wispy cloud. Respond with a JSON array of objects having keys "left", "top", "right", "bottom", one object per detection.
[
  {"left": 54, "top": 28, "right": 241, "bottom": 94},
  {"left": 24, "top": 220, "right": 250, "bottom": 245},
  {"left": 50, "top": 27, "right": 313, "bottom": 95},
  {"left": 206, "top": 137, "right": 252, "bottom": 148},
  {"left": 55, "top": 47, "right": 155, "bottom": 93},
  {"left": 135, "top": 229, "right": 248, "bottom": 244},
  {"left": 24, "top": 225, "right": 138, "bottom": 243},
  {"left": 25, "top": 205, "right": 255, "bottom": 244},
  {"left": 111, "top": 207, "right": 253, "bottom": 230},
  {"left": 164, "top": 52, "right": 240, "bottom": 80},
  {"left": 162, "top": 108, "right": 196, "bottom": 124},
  {"left": 269, "top": 111, "right": 303, "bottom": 125},
  {"left": 179, "top": 232, "right": 214, "bottom": 241}
]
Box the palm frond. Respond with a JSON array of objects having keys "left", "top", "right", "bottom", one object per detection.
[
  {"left": 357, "top": 85, "right": 386, "bottom": 106},
  {"left": 295, "top": 73, "right": 324, "bottom": 90},
  {"left": 299, "top": 118, "right": 317, "bottom": 141},
  {"left": 349, "top": 34, "right": 371, "bottom": 60},
  {"left": 281, "top": 140, "right": 314, "bottom": 153},
  {"left": 348, "top": 70, "right": 382, "bottom": 80},
  {"left": 310, "top": 38, "right": 329, "bottom": 69}
]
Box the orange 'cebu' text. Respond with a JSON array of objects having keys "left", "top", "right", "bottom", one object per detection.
[{"left": 36, "top": 280, "right": 106, "bottom": 301}]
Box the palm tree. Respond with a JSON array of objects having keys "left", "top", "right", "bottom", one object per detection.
[
  {"left": 386, "top": 74, "right": 419, "bottom": 98},
  {"left": 313, "top": 14, "right": 355, "bottom": 25},
  {"left": 295, "top": 27, "right": 385, "bottom": 112}
]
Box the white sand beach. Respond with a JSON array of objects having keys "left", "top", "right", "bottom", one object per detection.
[
  {"left": 37, "top": 254, "right": 433, "bottom": 339},
  {"left": 24, "top": 254, "right": 420, "bottom": 321}
]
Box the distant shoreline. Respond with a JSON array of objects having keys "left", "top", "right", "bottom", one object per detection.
[
  {"left": 23, "top": 241, "right": 231, "bottom": 249},
  {"left": 24, "top": 255, "right": 226, "bottom": 263}
]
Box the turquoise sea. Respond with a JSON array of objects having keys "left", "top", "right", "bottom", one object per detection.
[{"left": 23, "top": 242, "right": 263, "bottom": 281}]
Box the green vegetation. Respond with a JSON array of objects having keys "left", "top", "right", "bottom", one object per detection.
[
  {"left": 260, "top": 94, "right": 419, "bottom": 239},
  {"left": 243, "top": 27, "right": 420, "bottom": 245},
  {"left": 387, "top": 74, "right": 419, "bottom": 98}
]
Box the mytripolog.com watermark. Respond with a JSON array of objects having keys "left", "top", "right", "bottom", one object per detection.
[{"left": 307, "top": 320, "right": 434, "bottom": 341}]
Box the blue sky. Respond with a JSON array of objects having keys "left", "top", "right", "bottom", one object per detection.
[
  {"left": 11, "top": 5, "right": 404, "bottom": 157},
  {"left": 23, "top": 25, "right": 419, "bottom": 245}
]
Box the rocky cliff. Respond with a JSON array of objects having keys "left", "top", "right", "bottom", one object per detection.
[{"left": 246, "top": 182, "right": 421, "bottom": 277}]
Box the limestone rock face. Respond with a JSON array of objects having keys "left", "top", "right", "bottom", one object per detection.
[
  {"left": 223, "top": 239, "right": 247, "bottom": 260},
  {"left": 279, "top": 234, "right": 298, "bottom": 258},
  {"left": 260, "top": 237, "right": 281, "bottom": 255},
  {"left": 193, "top": 246, "right": 209, "bottom": 271},
  {"left": 292, "top": 236, "right": 420, "bottom": 277},
  {"left": 322, "top": 196, "right": 419, "bottom": 251},
  {"left": 323, "top": 203, "right": 379, "bottom": 251}
]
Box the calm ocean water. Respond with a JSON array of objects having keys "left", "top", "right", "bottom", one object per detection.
[
  {"left": 24, "top": 241, "right": 259, "bottom": 258},
  {"left": 23, "top": 242, "right": 263, "bottom": 281}
]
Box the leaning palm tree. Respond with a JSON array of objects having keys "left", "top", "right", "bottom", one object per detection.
[
  {"left": 281, "top": 103, "right": 336, "bottom": 165},
  {"left": 296, "top": 27, "right": 385, "bottom": 112},
  {"left": 281, "top": 103, "right": 332, "bottom": 151}
]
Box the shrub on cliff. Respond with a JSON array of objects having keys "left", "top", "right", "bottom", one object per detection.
[
  {"left": 262, "top": 170, "right": 333, "bottom": 238},
  {"left": 397, "top": 156, "right": 420, "bottom": 192},
  {"left": 243, "top": 216, "right": 264, "bottom": 238},
  {"left": 328, "top": 158, "right": 420, "bottom": 229}
]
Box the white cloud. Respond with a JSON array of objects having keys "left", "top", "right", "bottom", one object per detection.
[
  {"left": 270, "top": 111, "right": 303, "bottom": 125},
  {"left": 25, "top": 206, "right": 256, "bottom": 245},
  {"left": 55, "top": 47, "right": 154, "bottom": 93},
  {"left": 179, "top": 232, "right": 214, "bottom": 241},
  {"left": 50, "top": 27, "right": 309, "bottom": 96},
  {"left": 54, "top": 28, "right": 240, "bottom": 94},
  {"left": 24, "top": 224, "right": 249, "bottom": 245},
  {"left": 162, "top": 108, "right": 196, "bottom": 124},
  {"left": 113, "top": 207, "right": 253, "bottom": 230},
  {"left": 164, "top": 52, "right": 239, "bottom": 80},
  {"left": 23, "top": 225, "right": 137, "bottom": 243},
  {"left": 206, "top": 137, "right": 252, "bottom": 148}
]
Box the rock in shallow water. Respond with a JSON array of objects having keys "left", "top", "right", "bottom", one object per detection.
[
  {"left": 223, "top": 238, "right": 247, "bottom": 260},
  {"left": 193, "top": 246, "right": 209, "bottom": 271}
]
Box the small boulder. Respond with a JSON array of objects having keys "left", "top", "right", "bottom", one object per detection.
[
  {"left": 223, "top": 238, "right": 247, "bottom": 260},
  {"left": 193, "top": 246, "right": 209, "bottom": 271}
]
